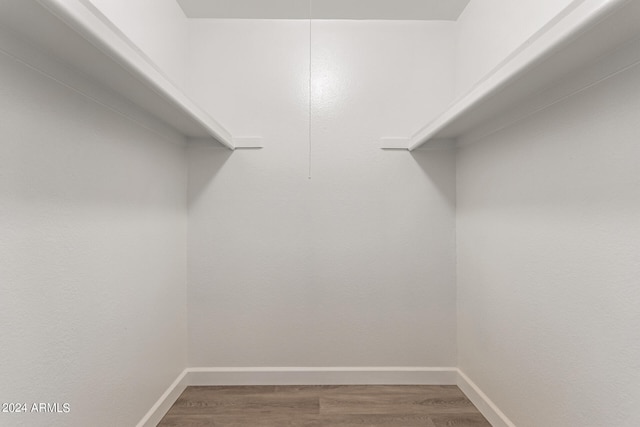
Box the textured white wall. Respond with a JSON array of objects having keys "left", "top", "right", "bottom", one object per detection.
[
  {"left": 456, "top": 59, "right": 640, "bottom": 425},
  {"left": 0, "top": 48, "right": 188, "bottom": 425},
  {"left": 454, "top": 0, "right": 575, "bottom": 98},
  {"left": 88, "top": 0, "right": 189, "bottom": 88},
  {"left": 186, "top": 20, "right": 457, "bottom": 367}
]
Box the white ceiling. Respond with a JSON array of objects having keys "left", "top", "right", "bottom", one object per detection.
[{"left": 176, "top": 0, "right": 471, "bottom": 20}]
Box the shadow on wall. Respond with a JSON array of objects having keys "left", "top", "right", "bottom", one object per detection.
[
  {"left": 185, "top": 136, "right": 456, "bottom": 212},
  {"left": 410, "top": 145, "right": 456, "bottom": 209},
  {"left": 187, "top": 138, "right": 234, "bottom": 207}
]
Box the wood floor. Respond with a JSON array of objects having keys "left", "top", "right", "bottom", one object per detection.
[{"left": 157, "top": 385, "right": 491, "bottom": 426}]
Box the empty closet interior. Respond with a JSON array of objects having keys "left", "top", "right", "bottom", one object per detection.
[{"left": 1, "top": 0, "right": 639, "bottom": 426}]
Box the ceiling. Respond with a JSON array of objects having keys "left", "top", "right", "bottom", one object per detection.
[{"left": 176, "top": 0, "right": 471, "bottom": 20}]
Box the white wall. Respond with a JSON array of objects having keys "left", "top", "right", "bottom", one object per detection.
[
  {"left": 186, "top": 20, "right": 457, "bottom": 368},
  {"left": 88, "top": 0, "right": 189, "bottom": 89},
  {"left": 454, "top": 0, "right": 576, "bottom": 98},
  {"left": 0, "top": 46, "right": 188, "bottom": 425},
  {"left": 456, "top": 58, "right": 640, "bottom": 425}
]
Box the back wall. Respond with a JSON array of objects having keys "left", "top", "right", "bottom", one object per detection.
[{"left": 186, "top": 19, "right": 458, "bottom": 368}]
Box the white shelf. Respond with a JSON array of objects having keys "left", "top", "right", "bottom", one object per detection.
[
  {"left": 0, "top": 0, "right": 235, "bottom": 149},
  {"left": 409, "top": 0, "right": 640, "bottom": 151}
]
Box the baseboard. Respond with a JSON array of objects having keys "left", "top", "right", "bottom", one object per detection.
[
  {"left": 136, "top": 369, "right": 189, "bottom": 427},
  {"left": 457, "top": 370, "right": 516, "bottom": 427},
  {"left": 187, "top": 366, "right": 457, "bottom": 386}
]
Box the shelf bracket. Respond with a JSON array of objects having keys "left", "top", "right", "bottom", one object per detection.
[
  {"left": 232, "top": 137, "right": 264, "bottom": 149},
  {"left": 379, "top": 137, "right": 410, "bottom": 150}
]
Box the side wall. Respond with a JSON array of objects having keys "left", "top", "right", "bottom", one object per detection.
[
  {"left": 456, "top": 54, "right": 640, "bottom": 425},
  {"left": 0, "top": 43, "right": 188, "bottom": 426},
  {"left": 186, "top": 20, "right": 458, "bottom": 369},
  {"left": 454, "top": 0, "right": 575, "bottom": 98}
]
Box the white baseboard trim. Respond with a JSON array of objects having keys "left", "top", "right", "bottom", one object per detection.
[
  {"left": 136, "top": 369, "right": 189, "bottom": 427},
  {"left": 457, "top": 370, "right": 516, "bottom": 427},
  {"left": 186, "top": 366, "right": 458, "bottom": 386}
]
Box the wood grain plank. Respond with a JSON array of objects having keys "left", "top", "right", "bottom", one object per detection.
[
  {"left": 159, "top": 413, "right": 447, "bottom": 427},
  {"left": 167, "top": 389, "right": 318, "bottom": 416},
  {"left": 319, "top": 388, "right": 477, "bottom": 415},
  {"left": 430, "top": 413, "right": 493, "bottom": 427},
  {"left": 276, "top": 385, "right": 466, "bottom": 397},
  {"left": 180, "top": 385, "right": 278, "bottom": 396}
]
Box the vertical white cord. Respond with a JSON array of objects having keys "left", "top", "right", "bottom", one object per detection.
[{"left": 308, "top": 0, "right": 312, "bottom": 179}]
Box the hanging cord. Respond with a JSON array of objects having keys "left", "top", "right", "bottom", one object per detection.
[{"left": 308, "top": 0, "right": 313, "bottom": 179}]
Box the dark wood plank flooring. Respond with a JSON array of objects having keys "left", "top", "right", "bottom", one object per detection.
[{"left": 157, "top": 385, "right": 491, "bottom": 426}]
